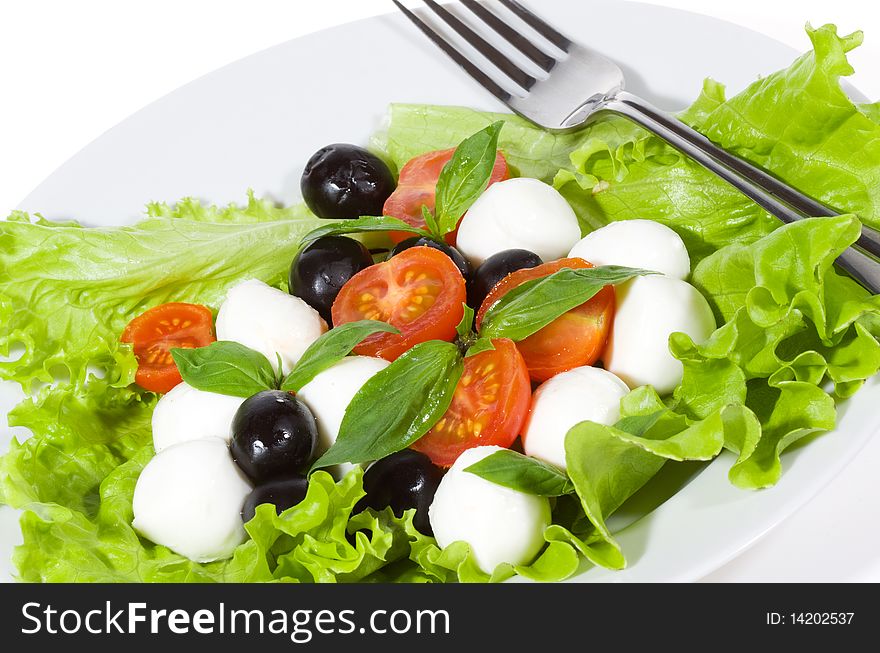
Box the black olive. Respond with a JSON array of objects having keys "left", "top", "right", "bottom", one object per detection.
[
  {"left": 290, "top": 236, "right": 373, "bottom": 324},
  {"left": 354, "top": 450, "right": 444, "bottom": 535},
  {"left": 468, "top": 248, "right": 543, "bottom": 309},
  {"left": 301, "top": 143, "right": 395, "bottom": 219},
  {"left": 241, "top": 475, "right": 309, "bottom": 523},
  {"left": 388, "top": 236, "right": 471, "bottom": 280},
  {"left": 230, "top": 390, "right": 318, "bottom": 483}
]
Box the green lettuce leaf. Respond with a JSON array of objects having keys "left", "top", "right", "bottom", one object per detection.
[
  {"left": 1, "top": 380, "right": 427, "bottom": 582},
  {"left": 693, "top": 28, "right": 880, "bottom": 227},
  {"left": 145, "top": 192, "right": 315, "bottom": 224},
  {"left": 671, "top": 215, "right": 880, "bottom": 487},
  {"left": 405, "top": 513, "right": 585, "bottom": 583},
  {"left": 0, "top": 381, "right": 154, "bottom": 511},
  {"left": 13, "top": 447, "right": 274, "bottom": 583},
  {"left": 859, "top": 102, "right": 880, "bottom": 123},
  {"left": 728, "top": 379, "right": 836, "bottom": 488},
  {"left": 562, "top": 386, "right": 760, "bottom": 568},
  {"left": 243, "top": 470, "right": 417, "bottom": 584},
  {"left": 373, "top": 104, "right": 586, "bottom": 185},
  {"left": 0, "top": 193, "right": 320, "bottom": 392}
]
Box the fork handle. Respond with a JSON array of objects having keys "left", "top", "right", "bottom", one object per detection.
[
  {"left": 614, "top": 92, "right": 880, "bottom": 256},
  {"left": 600, "top": 93, "right": 880, "bottom": 294}
]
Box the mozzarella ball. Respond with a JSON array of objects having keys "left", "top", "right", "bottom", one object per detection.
[
  {"left": 296, "top": 355, "right": 389, "bottom": 477},
  {"left": 215, "top": 279, "right": 327, "bottom": 375},
  {"left": 429, "top": 446, "right": 551, "bottom": 574},
  {"left": 604, "top": 276, "right": 716, "bottom": 395},
  {"left": 522, "top": 366, "right": 629, "bottom": 470},
  {"left": 568, "top": 219, "right": 690, "bottom": 279},
  {"left": 132, "top": 438, "right": 252, "bottom": 562},
  {"left": 456, "top": 177, "right": 581, "bottom": 265},
  {"left": 151, "top": 382, "right": 245, "bottom": 453}
]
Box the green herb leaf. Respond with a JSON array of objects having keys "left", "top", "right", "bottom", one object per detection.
[
  {"left": 465, "top": 338, "right": 496, "bottom": 357},
  {"left": 171, "top": 341, "right": 276, "bottom": 398},
  {"left": 311, "top": 340, "right": 463, "bottom": 470},
  {"left": 420, "top": 205, "right": 441, "bottom": 238},
  {"left": 434, "top": 121, "right": 503, "bottom": 235},
  {"left": 456, "top": 303, "right": 475, "bottom": 340},
  {"left": 479, "top": 265, "right": 653, "bottom": 342},
  {"left": 274, "top": 353, "right": 284, "bottom": 386},
  {"left": 464, "top": 449, "right": 574, "bottom": 496},
  {"left": 301, "top": 215, "right": 431, "bottom": 245},
  {"left": 280, "top": 320, "right": 399, "bottom": 392}
]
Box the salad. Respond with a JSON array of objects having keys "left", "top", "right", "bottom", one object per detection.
[{"left": 1, "top": 24, "right": 879, "bottom": 583}]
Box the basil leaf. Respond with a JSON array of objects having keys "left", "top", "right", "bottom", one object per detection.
[
  {"left": 464, "top": 449, "right": 574, "bottom": 496},
  {"left": 171, "top": 341, "right": 276, "bottom": 398},
  {"left": 434, "top": 121, "right": 503, "bottom": 236},
  {"left": 479, "top": 265, "right": 654, "bottom": 342},
  {"left": 301, "top": 215, "right": 431, "bottom": 245},
  {"left": 421, "top": 205, "right": 441, "bottom": 238},
  {"left": 456, "top": 303, "right": 475, "bottom": 340},
  {"left": 311, "top": 340, "right": 463, "bottom": 470},
  {"left": 465, "top": 338, "right": 495, "bottom": 357},
  {"left": 280, "top": 320, "right": 399, "bottom": 392},
  {"left": 274, "top": 353, "right": 284, "bottom": 386}
]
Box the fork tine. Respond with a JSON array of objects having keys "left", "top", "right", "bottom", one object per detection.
[
  {"left": 420, "top": 0, "right": 536, "bottom": 90},
  {"left": 499, "top": 0, "right": 571, "bottom": 50},
  {"left": 459, "top": 0, "right": 556, "bottom": 72},
  {"left": 392, "top": 0, "right": 513, "bottom": 102}
]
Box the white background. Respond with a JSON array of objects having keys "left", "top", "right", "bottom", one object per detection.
[{"left": 1, "top": 0, "right": 878, "bottom": 581}]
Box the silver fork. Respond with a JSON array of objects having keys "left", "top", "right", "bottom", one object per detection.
[{"left": 393, "top": 0, "right": 880, "bottom": 294}]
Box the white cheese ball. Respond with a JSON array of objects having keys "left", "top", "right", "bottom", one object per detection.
[
  {"left": 568, "top": 219, "right": 690, "bottom": 279},
  {"left": 296, "top": 355, "right": 389, "bottom": 477},
  {"left": 522, "top": 366, "right": 629, "bottom": 471},
  {"left": 429, "top": 445, "right": 551, "bottom": 574},
  {"left": 151, "top": 382, "right": 245, "bottom": 453},
  {"left": 215, "top": 279, "right": 327, "bottom": 375},
  {"left": 604, "top": 275, "right": 716, "bottom": 395},
  {"left": 132, "top": 438, "right": 252, "bottom": 562},
  {"left": 456, "top": 177, "right": 581, "bottom": 265}
]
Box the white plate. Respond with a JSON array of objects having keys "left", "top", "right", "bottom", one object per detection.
[{"left": 2, "top": 0, "right": 878, "bottom": 583}]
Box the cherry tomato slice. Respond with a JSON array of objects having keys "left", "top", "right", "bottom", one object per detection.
[
  {"left": 383, "top": 147, "right": 509, "bottom": 245},
  {"left": 121, "top": 302, "right": 215, "bottom": 394},
  {"left": 331, "top": 246, "right": 466, "bottom": 361},
  {"left": 476, "top": 258, "right": 615, "bottom": 382},
  {"left": 411, "top": 338, "right": 530, "bottom": 467}
]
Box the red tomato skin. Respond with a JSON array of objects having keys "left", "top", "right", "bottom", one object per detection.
[
  {"left": 383, "top": 148, "right": 509, "bottom": 245},
  {"left": 331, "top": 246, "right": 466, "bottom": 361},
  {"left": 411, "top": 338, "right": 531, "bottom": 467},
  {"left": 133, "top": 352, "right": 186, "bottom": 394},
  {"left": 120, "top": 302, "right": 215, "bottom": 394},
  {"left": 516, "top": 285, "right": 615, "bottom": 382},
  {"left": 476, "top": 258, "right": 616, "bottom": 382}
]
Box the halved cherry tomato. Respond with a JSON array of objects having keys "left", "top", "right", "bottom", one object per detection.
[
  {"left": 383, "top": 147, "right": 509, "bottom": 245},
  {"left": 331, "top": 246, "right": 466, "bottom": 361},
  {"left": 121, "top": 303, "right": 215, "bottom": 394},
  {"left": 476, "top": 258, "right": 615, "bottom": 382},
  {"left": 411, "top": 338, "right": 530, "bottom": 466}
]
